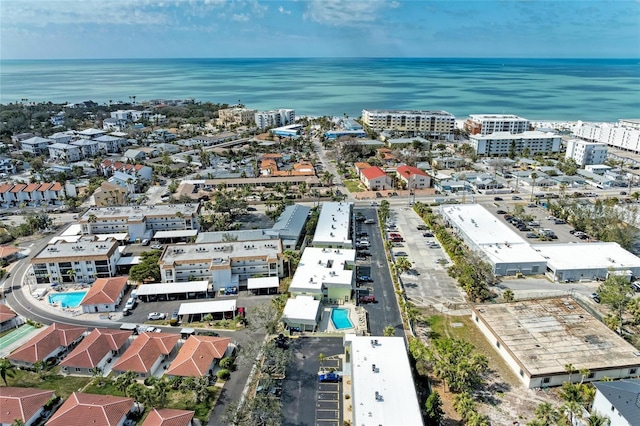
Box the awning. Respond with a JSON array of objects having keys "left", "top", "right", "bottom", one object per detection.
[
  {"left": 153, "top": 230, "right": 198, "bottom": 239},
  {"left": 247, "top": 276, "right": 279, "bottom": 290},
  {"left": 136, "top": 280, "right": 209, "bottom": 296},
  {"left": 178, "top": 299, "right": 236, "bottom": 316}
]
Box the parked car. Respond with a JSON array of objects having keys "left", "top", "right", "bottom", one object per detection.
[
  {"left": 124, "top": 297, "right": 136, "bottom": 310},
  {"left": 590, "top": 293, "right": 601, "bottom": 303},
  {"left": 151, "top": 244, "right": 163, "bottom": 250},
  {"left": 364, "top": 219, "right": 375, "bottom": 224},
  {"left": 147, "top": 312, "right": 166, "bottom": 320},
  {"left": 318, "top": 372, "right": 342, "bottom": 383},
  {"left": 141, "top": 239, "right": 150, "bottom": 246},
  {"left": 392, "top": 242, "right": 404, "bottom": 247},
  {"left": 633, "top": 282, "right": 640, "bottom": 292},
  {"left": 554, "top": 219, "right": 566, "bottom": 225},
  {"left": 422, "top": 232, "right": 433, "bottom": 237},
  {"left": 496, "top": 210, "right": 507, "bottom": 215},
  {"left": 170, "top": 309, "right": 180, "bottom": 325},
  {"left": 375, "top": 192, "right": 382, "bottom": 198},
  {"left": 494, "top": 197, "right": 503, "bottom": 201},
  {"left": 512, "top": 196, "right": 522, "bottom": 200},
  {"left": 394, "top": 251, "right": 408, "bottom": 257},
  {"left": 359, "top": 295, "right": 376, "bottom": 304},
  {"left": 370, "top": 201, "right": 379, "bottom": 206},
  {"left": 417, "top": 225, "right": 428, "bottom": 230},
  {"left": 357, "top": 275, "right": 372, "bottom": 282}
]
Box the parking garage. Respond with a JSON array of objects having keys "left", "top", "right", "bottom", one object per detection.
[{"left": 134, "top": 280, "right": 209, "bottom": 302}]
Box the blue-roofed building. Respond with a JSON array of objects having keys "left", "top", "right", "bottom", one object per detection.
[
  {"left": 324, "top": 129, "right": 367, "bottom": 140},
  {"left": 591, "top": 379, "right": 640, "bottom": 426},
  {"left": 268, "top": 204, "right": 311, "bottom": 250},
  {"left": 271, "top": 124, "right": 303, "bottom": 138}
]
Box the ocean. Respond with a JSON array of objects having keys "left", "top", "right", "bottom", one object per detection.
[{"left": 0, "top": 58, "right": 638, "bottom": 122}]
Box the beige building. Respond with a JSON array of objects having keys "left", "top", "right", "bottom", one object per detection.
[
  {"left": 361, "top": 109, "right": 455, "bottom": 139},
  {"left": 217, "top": 107, "right": 257, "bottom": 126},
  {"left": 93, "top": 181, "right": 129, "bottom": 206}
]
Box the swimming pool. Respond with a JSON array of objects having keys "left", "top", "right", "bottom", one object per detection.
[
  {"left": 48, "top": 291, "right": 87, "bottom": 308},
  {"left": 331, "top": 308, "right": 354, "bottom": 330}
]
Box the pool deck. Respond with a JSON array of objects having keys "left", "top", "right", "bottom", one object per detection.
[{"left": 317, "top": 303, "right": 368, "bottom": 335}]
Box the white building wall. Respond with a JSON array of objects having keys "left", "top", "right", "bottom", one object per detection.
[{"left": 592, "top": 390, "right": 632, "bottom": 426}]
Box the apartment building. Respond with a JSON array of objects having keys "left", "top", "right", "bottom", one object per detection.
[
  {"left": 361, "top": 109, "right": 455, "bottom": 138},
  {"left": 0, "top": 182, "right": 64, "bottom": 208},
  {"left": 288, "top": 247, "right": 356, "bottom": 302},
  {"left": 396, "top": 165, "right": 430, "bottom": 189},
  {"left": 158, "top": 240, "right": 283, "bottom": 290},
  {"left": 573, "top": 121, "right": 640, "bottom": 154},
  {"left": 217, "top": 107, "right": 258, "bottom": 126},
  {"left": 31, "top": 237, "right": 121, "bottom": 284},
  {"left": 94, "top": 135, "right": 126, "bottom": 153},
  {"left": 255, "top": 109, "right": 295, "bottom": 129},
  {"left": 312, "top": 202, "right": 354, "bottom": 249},
  {"left": 48, "top": 143, "right": 82, "bottom": 162},
  {"left": 79, "top": 204, "right": 201, "bottom": 242},
  {"left": 469, "top": 131, "right": 562, "bottom": 156},
  {"left": 565, "top": 139, "right": 608, "bottom": 166},
  {"left": 99, "top": 159, "right": 153, "bottom": 181},
  {"left": 20, "top": 137, "right": 52, "bottom": 155},
  {"left": 0, "top": 156, "right": 16, "bottom": 176},
  {"left": 360, "top": 166, "right": 391, "bottom": 190},
  {"left": 464, "top": 114, "right": 530, "bottom": 135}
]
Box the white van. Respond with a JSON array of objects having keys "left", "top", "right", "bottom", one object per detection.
[{"left": 124, "top": 297, "right": 136, "bottom": 310}]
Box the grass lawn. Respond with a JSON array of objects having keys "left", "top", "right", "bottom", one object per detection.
[
  {"left": 4, "top": 368, "right": 91, "bottom": 398},
  {"left": 343, "top": 179, "right": 363, "bottom": 193},
  {"left": 82, "top": 379, "right": 124, "bottom": 396}
]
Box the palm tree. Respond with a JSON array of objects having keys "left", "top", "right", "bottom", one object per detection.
[
  {"left": 565, "top": 363, "right": 576, "bottom": 383},
  {"left": 126, "top": 383, "right": 146, "bottom": 412},
  {"left": 153, "top": 378, "right": 170, "bottom": 408},
  {"left": 114, "top": 370, "right": 137, "bottom": 395},
  {"left": 586, "top": 413, "right": 611, "bottom": 426},
  {"left": 394, "top": 256, "right": 413, "bottom": 276},
  {"left": 0, "top": 357, "right": 15, "bottom": 385},
  {"left": 529, "top": 172, "right": 538, "bottom": 201},
  {"left": 383, "top": 325, "right": 395, "bottom": 336}
]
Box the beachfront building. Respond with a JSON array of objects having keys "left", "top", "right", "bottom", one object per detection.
[
  {"left": 158, "top": 240, "right": 283, "bottom": 290},
  {"left": 469, "top": 131, "right": 562, "bottom": 156},
  {"left": 79, "top": 204, "right": 201, "bottom": 242},
  {"left": 288, "top": 247, "right": 356, "bottom": 302},
  {"left": 360, "top": 166, "right": 391, "bottom": 191},
  {"left": 361, "top": 109, "right": 455, "bottom": 139},
  {"left": 573, "top": 120, "right": 640, "bottom": 154},
  {"left": 31, "top": 238, "right": 121, "bottom": 284},
  {"left": 464, "top": 114, "right": 530, "bottom": 135},
  {"left": 312, "top": 201, "right": 354, "bottom": 249},
  {"left": 472, "top": 298, "right": 640, "bottom": 388},
  {"left": 217, "top": 107, "right": 258, "bottom": 127},
  {"left": 565, "top": 139, "right": 608, "bottom": 166},
  {"left": 270, "top": 124, "right": 303, "bottom": 137},
  {"left": 396, "top": 165, "right": 430, "bottom": 190},
  {"left": 343, "top": 335, "right": 424, "bottom": 426},
  {"left": 255, "top": 109, "right": 295, "bottom": 129}
]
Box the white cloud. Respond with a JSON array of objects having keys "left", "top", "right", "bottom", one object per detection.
[
  {"left": 389, "top": 1, "right": 400, "bottom": 8},
  {"left": 232, "top": 13, "right": 250, "bottom": 22},
  {"left": 278, "top": 5, "right": 291, "bottom": 15},
  {"left": 303, "top": 0, "right": 387, "bottom": 26}
]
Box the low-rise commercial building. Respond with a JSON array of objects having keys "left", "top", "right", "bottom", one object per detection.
[
  {"left": 158, "top": 240, "right": 283, "bottom": 290},
  {"left": 312, "top": 202, "right": 353, "bottom": 249},
  {"left": 472, "top": 298, "right": 640, "bottom": 388},
  {"left": 31, "top": 237, "right": 121, "bottom": 284},
  {"left": 288, "top": 247, "right": 355, "bottom": 302},
  {"left": 343, "top": 335, "right": 424, "bottom": 426}
]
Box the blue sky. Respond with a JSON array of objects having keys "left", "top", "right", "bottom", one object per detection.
[{"left": 1, "top": 0, "right": 638, "bottom": 59}]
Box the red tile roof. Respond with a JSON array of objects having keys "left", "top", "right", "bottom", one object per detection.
[
  {"left": 0, "top": 245, "right": 21, "bottom": 259},
  {"left": 0, "top": 387, "right": 55, "bottom": 425},
  {"left": 396, "top": 165, "right": 428, "bottom": 177},
  {"left": 10, "top": 184, "right": 26, "bottom": 193},
  {"left": 80, "top": 276, "right": 128, "bottom": 305},
  {"left": 112, "top": 332, "right": 179, "bottom": 374},
  {"left": 0, "top": 184, "right": 14, "bottom": 194},
  {"left": 50, "top": 182, "right": 63, "bottom": 191},
  {"left": 0, "top": 304, "right": 17, "bottom": 323},
  {"left": 142, "top": 408, "right": 194, "bottom": 426},
  {"left": 360, "top": 166, "right": 387, "bottom": 180},
  {"left": 166, "top": 336, "right": 231, "bottom": 377},
  {"left": 46, "top": 392, "right": 133, "bottom": 426},
  {"left": 8, "top": 323, "right": 87, "bottom": 364},
  {"left": 354, "top": 162, "right": 371, "bottom": 170},
  {"left": 37, "top": 183, "right": 54, "bottom": 192},
  {"left": 60, "top": 328, "right": 132, "bottom": 369},
  {"left": 24, "top": 183, "right": 41, "bottom": 192}
]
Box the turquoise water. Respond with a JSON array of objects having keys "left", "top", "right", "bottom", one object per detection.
[
  {"left": 331, "top": 308, "right": 354, "bottom": 330},
  {"left": 48, "top": 291, "right": 87, "bottom": 308},
  {"left": 1, "top": 58, "right": 638, "bottom": 121}
]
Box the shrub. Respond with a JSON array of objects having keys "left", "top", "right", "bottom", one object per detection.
[{"left": 216, "top": 369, "right": 230, "bottom": 380}]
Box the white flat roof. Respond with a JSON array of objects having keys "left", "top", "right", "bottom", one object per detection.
[
  {"left": 533, "top": 242, "right": 640, "bottom": 271},
  {"left": 312, "top": 202, "right": 353, "bottom": 247},
  {"left": 289, "top": 247, "right": 355, "bottom": 293},
  {"left": 481, "top": 242, "right": 547, "bottom": 265},
  {"left": 178, "top": 299, "right": 236, "bottom": 316},
  {"left": 247, "top": 276, "right": 279, "bottom": 290},
  {"left": 136, "top": 280, "right": 209, "bottom": 296},
  {"left": 62, "top": 224, "right": 82, "bottom": 236},
  {"left": 153, "top": 230, "right": 198, "bottom": 239},
  {"left": 116, "top": 256, "right": 141, "bottom": 266},
  {"left": 282, "top": 296, "right": 321, "bottom": 323},
  {"left": 49, "top": 235, "right": 82, "bottom": 244},
  {"left": 347, "top": 335, "right": 424, "bottom": 426},
  {"left": 441, "top": 204, "right": 527, "bottom": 245}
]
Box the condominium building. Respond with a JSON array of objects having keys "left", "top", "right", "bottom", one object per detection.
[
  {"left": 312, "top": 202, "right": 354, "bottom": 249},
  {"left": 217, "top": 107, "right": 258, "bottom": 126},
  {"left": 0, "top": 182, "right": 64, "bottom": 208},
  {"left": 396, "top": 165, "right": 430, "bottom": 189},
  {"left": 20, "top": 137, "right": 52, "bottom": 155},
  {"left": 48, "top": 143, "right": 82, "bottom": 162},
  {"left": 31, "top": 237, "right": 121, "bottom": 284},
  {"left": 288, "top": 247, "right": 356, "bottom": 302},
  {"left": 79, "top": 204, "right": 201, "bottom": 242},
  {"left": 469, "top": 131, "right": 562, "bottom": 156},
  {"left": 255, "top": 109, "right": 295, "bottom": 129},
  {"left": 573, "top": 121, "right": 640, "bottom": 153},
  {"left": 464, "top": 114, "right": 530, "bottom": 135},
  {"left": 361, "top": 109, "right": 455, "bottom": 138},
  {"left": 158, "top": 240, "right": 283, "bottom": 290},
  {"left": 565, "top": 139, "right": 608, "bottom": 166}
]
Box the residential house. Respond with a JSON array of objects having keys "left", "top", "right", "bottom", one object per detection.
[
  {"left": 432, "top": 156, "right": 465, "bottom": 170},
  {"left": 31, "top": 238, "right": 122, "bottom": 284},
  {"left": 0, "top": 156, "right": 16, "bottom": 176},
  {"left": 99, "top": 159, "right": 153, "bottom": 181},
  {"left": 79, "top": 276, "right": 129, "bottom": 314},
  {"left": 396, "top": 165, "right": 430, "bottom": 190},
  {"left": 70, "top": 139, "right": 100, "bottom": 158},
  {"left": 60, "top": 328, "right": 132, "bottom": 376},
  {"left": 46, "top": 392, "right": 134, "bottom": 426},
  {"left": 591, "top": 379, "right": 640, "bottom": 426},
  {"left": 0, "top": 387, "right": 56, "bottom": 426},
  {"left": 93, "top": 181, "right": 129, "bottom": 207},
  {"left": 360, "top": 166, "right": 391, "bottom": 191},
  {"left": 150, "top": 142, "right": 181, "bottom": 154},
  {"left": 94, "top": 135, "right": 125, "bottom": 153},
  {"left": 376, "top": 148, "right": 396, "bottom": 165},
  {"left": 112, "top": 332, "right": 180, "bottom": 378},
  {"left": 48, "top": 131, "right": 75, "bottom": 144},
  {"left": 77, "top": 128, "right": 106, "bottom": 139},
  {"left": 11, "top": 132, "right": 35, "bottom": 144},
  {"left": 102, "top": 118, "right": 129, "bottom": 132},
  {"left": 20, "top": 137, "right": 52, "bottom": 155},
  {"left": 0, "top": 245, "right": 23, "bottom": 264},
  {"left": 353, "top": 162, "right": 371, "bottom": 179},
  {"left": 142, "top": 409, "right": 195, "bottom": 426},
  {"left": 166, "top": 335, "right": 231, "bottom": 377},
  {"left": 8, "top": 322, "right": 86, "bottom": 368},
  {"left": 48, "top": 143, "right": 82, "bottom": 162},
  {"left": 0, "top": 304, "right": 23, "bottom": 333},
  {"left": 64, "top": 179, "right": 91, "bottom": 199},
  {"left": 123, "top": 149, "right": 145, "bottom": 162}
]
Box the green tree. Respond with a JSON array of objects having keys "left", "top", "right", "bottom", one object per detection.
[
  {"left": 378, "top": 200, "right": 391, "bottom": 225},
  {"left": 383, "top": 325, "right": 396, "bottom": 336},
  {"left": 393, "top": 256, "right": 412, "bottom": 276},
  {"left": 426, "top": 338, "right": 488, "bottom": 393},
  {"left": 129, "top": 250, "right": 162, "bottom": 283},
  {"left": 425, "top": 390, "right": 444, "bottom": 425},
  {"left": 598, "top": 274, "right": 634, "bottom": 334},
  {"left": 192, "top": 375, "right": 210, "bottom": 403},
  {"left": 527, "top": 402, "right": 560, "bottom": 426},
  {"left": 503, "top": 289, "right": 515, "bottom": 302},
  {"left": 586, "top": 413, "right": 611, "bottom": 426},
  {"left": 0, "top": 357, "right": 15, "bottom": 385},
  {"left": 114, "top": 370, "right": 137, "bottom": 395}
]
